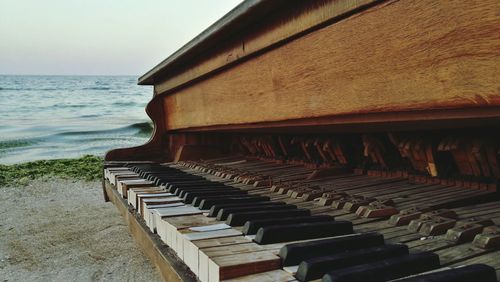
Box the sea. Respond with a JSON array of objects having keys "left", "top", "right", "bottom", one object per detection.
[{"left": 0, "top": 75, "right": 153, "bottom": 164}]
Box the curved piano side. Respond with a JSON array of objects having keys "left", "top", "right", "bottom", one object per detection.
[{"left": 104, "top": 94, "right": 169, "bottom": 162}]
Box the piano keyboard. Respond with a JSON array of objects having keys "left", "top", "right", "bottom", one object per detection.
[{"left": 104, "top": 159, "right": 500, "bottom": 282}]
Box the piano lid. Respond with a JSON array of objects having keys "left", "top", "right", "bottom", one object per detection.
[
  {"left": 138, "top": 0, "right": 381, "bottom": 87},
  {"left": 138, "top": 0, "right": 285, "bottom": 86}
]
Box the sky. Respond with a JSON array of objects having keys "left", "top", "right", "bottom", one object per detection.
[{"left": 0, "top": 0, "right": 242, "bottom": 76}]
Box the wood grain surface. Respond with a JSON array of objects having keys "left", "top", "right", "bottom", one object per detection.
[
  {"left": 162, "top": 0, "right": 500, "bottom": 130},
  {"left": 153, "top": 0, "right": 377, "bottom": 94}
]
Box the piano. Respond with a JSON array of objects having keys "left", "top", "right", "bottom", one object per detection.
[{"left": 103, "top": 0, "right": 500, "bottom": 281}]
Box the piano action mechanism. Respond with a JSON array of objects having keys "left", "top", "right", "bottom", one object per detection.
[{"left": 103, "top": 0, "right": 500, "bottom": 281}]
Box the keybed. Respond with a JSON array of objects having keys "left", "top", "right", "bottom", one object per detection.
[{"left": 104, "top": 159, "right": 499, "bottom": 281}]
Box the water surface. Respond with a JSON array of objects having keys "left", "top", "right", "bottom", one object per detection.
[{"left": 0, "top": 75, "right": 153, "bottom": 164}]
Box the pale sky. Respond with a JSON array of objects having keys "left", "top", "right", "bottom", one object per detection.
[{"left": 0, "top": 0, "right": 242, "bottom": 75}]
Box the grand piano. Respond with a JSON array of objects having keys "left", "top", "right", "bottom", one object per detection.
[{"left": 103, "top": 0, "right": 500, "bottom": 281}]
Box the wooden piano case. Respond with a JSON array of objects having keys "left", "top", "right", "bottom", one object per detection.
[{"left": 103, "top": 0, "right": 500, "bottom": 281}]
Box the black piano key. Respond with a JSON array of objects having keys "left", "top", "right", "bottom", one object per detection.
[
  {"left": 132, "top": 164, "right": 159, "bottom": 170},
  {"left": 254, "top": 220, "right": 353, "bottom": 245},
  {"left": 159, "top": 177, "right": 198, "bottom": 182},
  {"left": 148, "top": 175, "right": 168, "bottom": 182},
  {"left": 165, "top": 182, "right": 201, "bottom": 189},
  {"left": 165, "top": 181, "right": 221, "bottom": 189},
  {"left": 216, "top": 204, "right": 298, "bottom": 221},
  {"left": 154, "top": 174, "right": 196, "bottom": 180},
  {"left": 279, "top": 232, "right": 384, "bottom": 266},
  {"left": 226, "top": 209, "right": 311, "bottom": 227},
  {"left": 395, "top": 264, "right": 497, "bottom": 282},
  {"left": 296, "top": 244, "right": 409, "bottom": 281},
  {"left": 193, "top": 194, "right": 266, "bottom": 207},
  {"left": 198, "top": 196, "right": 270, "bottom": 210},
  {"left": 155, "top": 179, "right": 167, "bottom": 186},
  {"left": 144, "top": 172, "right": 181, "bottom": 178},
  {"left": 192, "top": 195, "right": 229, "bottom": 206},
  {"left": 150, "top": 174, "right": 196, "bottom": 181},
  {"left": 243, "top": 215, "right": 334, "bottom": 235},
  {"left": 175, "top": 184, "right": 231, "bottom": 192},
  {"left": 168, "top": 181, "right": 217, "bottom": 187},
  {"left": 321, "top": 252, "right": 440, "bottom": 282},
  {"left": 173, "top": 185, "right": 228, "bottom": 195},
  {"left": 145, "top": 174, "right": 160, "bottom": 181},
  {"left": 130, "top": 166, "right": 149, "bottom": 173},
  {"left": 155, "top": 177, "right": 197, "bottom": 186},
  {"left": 208, "top": 201, "right": 287, "bottom": 217},
  {"left": 179, "top": 187, "right": 239, "bottom": 197},
  {"left": 167, "top": 183, "right": 217, "bottom": 192},
  {"left": 170, "top": 181, "right": 225, "bottom": 187},
  {"left": 138, "top": 171, "right": 151, "bottom": 177},
  {"left": 171, "top": 184, "right": 226, "bottom": 191},
  {"left": 184, "top": 190, "right": 248, "bottom": 203},
  {"left": 140, "top": 170, "right": 176, "bottom": 178}
]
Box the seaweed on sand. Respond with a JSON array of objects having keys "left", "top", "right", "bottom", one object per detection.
[{"left": 0, "top": 155, "right": 103, "bottom": 186}]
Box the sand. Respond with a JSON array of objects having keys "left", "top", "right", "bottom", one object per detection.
[{"left": 0, "top": 178, "right": 162, "bottom": 282}]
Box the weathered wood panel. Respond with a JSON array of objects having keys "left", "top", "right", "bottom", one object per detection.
[
  {"left": 153, "top": 0, "right": 378, "bottom": 94},
  {"left": 162, "top": 0, "right": 500, "bottom": 131}
]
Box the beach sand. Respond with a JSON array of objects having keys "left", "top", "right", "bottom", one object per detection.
[{"left": 0, "top": 178, "right": 162, "bottom": 282}]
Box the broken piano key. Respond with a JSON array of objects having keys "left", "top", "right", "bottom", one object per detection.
[
  {"left": 279, "top": 233, "right": 385, "bottom": 266},
  {"left": 321, "top": 252, "right": 440, "bottom": 282},
  {"left": 296, "top": 244, "right": 409, "bottom": 281},
  {"left": 243, "top": 215, "right": 334, "bottom": 235},
  {"left": 254, "top": 220, "right": 353, "bottom": 244}
]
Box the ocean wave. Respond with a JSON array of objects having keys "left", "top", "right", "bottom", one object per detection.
[
  {"left": 81, "top": 87, "right": 111, "bottom": 90},
  {"left": 131, "top": 122, "right": 154, "bottom": 137},
  {"left": 56, "top": 122, "right": 153, "bottom": 137},
  {"left": 0, "top": 138, "right": 39, "bottom": 150},
  {"left": 79, "top": 114, "right": 100, "bottom": 118},
  {"left": 52, "top": 104, "right": 87, "bottom": 109},
  {"left": 111, "top": 101, "right": 146, "bottom": 107},
  {"left": 71, "top": 137, "right": 127, "bottom": 143},
  {"left": 0, "top": 87, "right": 63, "bottom": 91}
]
